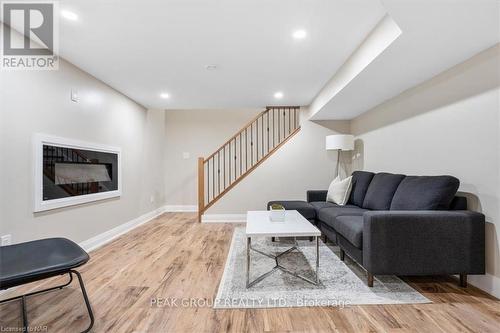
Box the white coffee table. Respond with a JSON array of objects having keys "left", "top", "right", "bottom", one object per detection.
[{"left": 245, "top": 210, "right": 321, "bottom": 288}]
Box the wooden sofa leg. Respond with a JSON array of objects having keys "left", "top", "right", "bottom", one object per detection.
[
  {"left": 367, "top": 273, "right": 374, "bottom": 287},
  {"left": 460, "top": 274, "right": 467, "bottom": 288},
  {"left": 271, "top": 237, "right": 275, "bottom": 242},
  {"left": 339, "top": 249, "right": 345, "bottom": 261}
]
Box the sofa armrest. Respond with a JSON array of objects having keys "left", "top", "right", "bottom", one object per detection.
[
  {"left": 307, "top": 190, "right": 328, "bottom": 203},
  {"left": 363, "top": 210, "right": 485, "bottom": 275}
]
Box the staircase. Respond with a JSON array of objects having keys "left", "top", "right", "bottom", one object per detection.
[{"left": 197, "top": 106, "right": 301, "bottom": 221}]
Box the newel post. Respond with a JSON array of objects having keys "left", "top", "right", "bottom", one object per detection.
[{"left": 197, "top": 157, "right": 205, "bottom": 222}]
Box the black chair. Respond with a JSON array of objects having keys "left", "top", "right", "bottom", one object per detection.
[{"left": 0, "top": 238, "right": 94, "bottom": 332}]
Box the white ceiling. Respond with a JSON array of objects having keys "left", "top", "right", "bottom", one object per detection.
[
  {"left": 54, "top": 0, "right": 387, "bottom": 109},
  {"left": 7, "top": 0, "right": 497, "bottom": 116},
  {"left": 311, "top": 0, "right": 500, "bottom": 120}
]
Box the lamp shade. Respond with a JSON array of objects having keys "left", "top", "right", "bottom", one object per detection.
[{"left": 325, "top": 134, "right": 354, "bottom": 151}]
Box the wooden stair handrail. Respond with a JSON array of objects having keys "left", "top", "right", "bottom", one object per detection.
[
  {"left": 204, "top": 106, "right": 300, "bottom": 161},
  {"left": 198, "top": 106, "right": 301, "bottom": 222},
  {"left": 197, "top": 157, "right": 205, "bottom": 216},
  {"left": 204, "top": 109, "right": 268, "bottom": 161},
  {"left": 201, "top": 127, "right": 300, "bottom": 214}
]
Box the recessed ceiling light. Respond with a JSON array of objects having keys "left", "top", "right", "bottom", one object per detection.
[
  {"left": 61, "top": 10, "right": 78, "bottom": 21},
  {"left": 160, "top": 92, "right": 170, "bottom": 99},
  {"left": 274, "top": 91, "right": 284, "bottom": 99},
  {"left": 292, "top": 29, "right": 307, "bottom": 39},
  {"left": 205, "top": 65, "right": 217, "bottom": 70}
]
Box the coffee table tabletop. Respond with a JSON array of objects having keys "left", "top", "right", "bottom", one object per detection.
[{"left": 246, "top": 210, "right": 321, "bottom": 237}]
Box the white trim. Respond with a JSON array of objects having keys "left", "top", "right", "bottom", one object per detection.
[
  {"left": 202, "top": 214, "right": 246, "bottom": 223},
  {"left": 79, "top": 206, "right": 165, "bottom": 252},
  {"left": 164, "top": 205, "right": 198, "bottom": 212},
  {"left": 0, "top": 206, "right": 165, "bottom": 297},
  {"left": 468, "top": 273, "right": 500, "bottom": 299},
  {"left": 33, "top": 133, "right": 122, "bottom": 212}
]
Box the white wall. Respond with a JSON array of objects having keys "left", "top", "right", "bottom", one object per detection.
[
  {"left": 164, "top": 108, "right": 261, "bottom": 207},
  {"left": 164, "top": 108, "right": 350, "bottom": 215},
  {"left": 351, "top": 45, "right": 500, "bottom": 297},
  {"left": 0, "top": 30, "right": 166, "bottom": 244}
]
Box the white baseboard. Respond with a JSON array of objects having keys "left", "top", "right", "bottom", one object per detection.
[
  {"left": 202, "top": 214, "right": 246, "bottom": 223},
  {"left": 469, "top": 273, "right": 500, "bottom": 299},
  {"left": 79, "top": 206, "right": 166, "bottom": 252},
  {"left": 164, "top": 205, "right": 198, "bottom": 212},
  {"left": 0, "top": 206, "right": 167, "bottom": 298}
]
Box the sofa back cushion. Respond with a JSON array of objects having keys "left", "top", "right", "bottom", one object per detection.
[
  {"left": 390, "top": 175, "right": 459, "bottom": 210},
  {"left": 347, "top": 171, "right": 375, "bottom": 207},
  {"left": 449, "top": 196, "right": 467, "bottom": 210},
  {"left": 362, "top": 173, "right": 406, "bottom": 210}
]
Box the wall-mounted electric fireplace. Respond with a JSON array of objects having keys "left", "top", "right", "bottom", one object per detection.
[{"left": 34, "top": 134, "right": 121, "bottom": 212}]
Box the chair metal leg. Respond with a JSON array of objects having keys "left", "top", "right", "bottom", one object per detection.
[
  {"left": 1, "top": 273, "right": 74, "bottom": 332},
  {"left": 1, "top": 271, "right": 93, "bottom": 333},
  {"left": 0, "top": 273, "right": 73, "bottom": 304},
  {"left": 70, "top": 270, "right": 94, "bottom": 333}
]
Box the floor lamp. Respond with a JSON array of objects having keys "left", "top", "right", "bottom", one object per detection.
[{"left": 326, "top": 134, "right": 354, "bottom": 178}]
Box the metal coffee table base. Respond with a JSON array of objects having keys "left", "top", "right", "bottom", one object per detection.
[{"left": 246, "top": 236, "right": 319, "bottom": 288}]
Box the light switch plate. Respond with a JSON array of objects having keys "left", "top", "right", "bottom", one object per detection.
[
  {"left": 182, "top": 152, "right": 190, "bottom": 159},
  {"left": 71, "top": 89, "right": 79, "bottom": 102},
  {"left": 1, "top": 234, "right": 12, "bottom": 246}
]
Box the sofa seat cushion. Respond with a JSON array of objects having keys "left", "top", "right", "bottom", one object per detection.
[
  {"left": 310, "top": 201, "right": 338, "bottom": 212},
  {"left": 333, "top": 216, "right": 364, "bottom": 249},
  {"left": 318, "top": 206, "right": 368, "bottom": 228},
  {"left": 362, "top": 172, "right": 406, "bottom": 210},
  {"left": 267, "top": 200, "right": 316, "bottom": 220},
  {"left": 390, "top": 175, "right": 460, "bottom": 210},
  {"left": 347, "top": 171, "right": 375, "bottom": 207}
]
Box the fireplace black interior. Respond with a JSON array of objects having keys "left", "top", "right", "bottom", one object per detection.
[{"left": 42, "top": 144, "right": 118, "bottom": 201}]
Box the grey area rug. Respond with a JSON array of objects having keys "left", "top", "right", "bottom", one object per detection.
[{"left": 214, "top": 227, "right": 430, "bottom": 309}]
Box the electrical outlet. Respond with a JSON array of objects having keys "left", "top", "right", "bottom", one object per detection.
[
  {"left": 182, "top": 152, "right": 190, "bottom": 159},
  {"left": 1, "top": 234, "right": 12, "bottom": 246}
]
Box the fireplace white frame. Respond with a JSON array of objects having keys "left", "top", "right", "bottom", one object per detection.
[{"left": 33, "top": 134, "right": 122, "bottom": 212}]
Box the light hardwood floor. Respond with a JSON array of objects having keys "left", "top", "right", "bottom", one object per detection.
[{"left": 1, "top": 213, "right": 499, "bottom": 332}]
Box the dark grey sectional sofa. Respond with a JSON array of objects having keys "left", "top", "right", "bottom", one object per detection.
[{"left": 268, "top": 171, "right": 485, "bottom": 287}]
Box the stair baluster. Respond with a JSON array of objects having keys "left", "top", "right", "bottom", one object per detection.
[{"left": 197, "top": 106, "right": 301, "bottom": 222}]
